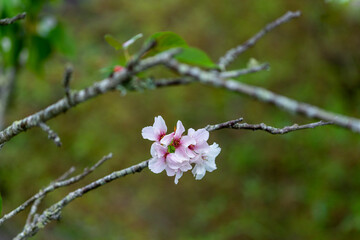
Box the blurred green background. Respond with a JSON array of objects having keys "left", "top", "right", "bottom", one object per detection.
[{"left": 1, "top": 0, "right": 360, "bottom": 239}]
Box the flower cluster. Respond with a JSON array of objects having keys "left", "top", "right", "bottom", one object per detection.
[{"left": 142, "top": 116, "right": 221, "bottom": 184}]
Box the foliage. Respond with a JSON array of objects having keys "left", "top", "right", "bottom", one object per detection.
[{"left": 0, "top": 0, "right": 74, "bottom": 74}]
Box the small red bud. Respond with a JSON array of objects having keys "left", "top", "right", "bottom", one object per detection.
[{"left": 113, "top": 65, "right": 124, "bottom": 72}]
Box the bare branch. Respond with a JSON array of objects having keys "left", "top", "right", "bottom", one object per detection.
[
  {"left": 232, "top": 121, "right": 332, "bottom": 134},
  {"left": 126, "top": 39, "right": 157, "bottom": 70},
  {"left": 0, "top": 12, "right": 26, "bottom": 26},
  {"left": 63, "top": 65, "right": 74, "bottom": 106},
  {"left": 218, "top": 11, "right": 301, "bottom": 70},
  {"left": 56, "top": 166, "right": 76, "bottom": 182},
  {"left": 0, "top": 153, "right": 112, "bottom": 226},
  {"left": 38, "top": 122, "right": 62, "bottom": 147},
  {"left": 163, "top": 58, "right": 360, "bottom": 133},
  {"left": 219, "top": 63, "right": 270, "bottom": 79},
  {"left": 205, "top": 118, "right": 244, "bottom": 131},
  {"left": 0, "top": 48, "right": 181, "bottom": 146},
  {"left": 206, "top": 118, "right": 332, "bottom": 134},
  {"left": 154, "top": 77, "right": 193, "bottom": 87},
  {"left": 13, "top": 159, "right": 148, "bottom": 240}
]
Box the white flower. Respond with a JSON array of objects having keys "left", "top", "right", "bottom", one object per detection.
[{"left": 192, "top": 143, "right": 221, "bottom": 180}]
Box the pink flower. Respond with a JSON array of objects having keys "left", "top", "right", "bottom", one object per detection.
[
  {"left": 148, "top": 143, "right": 178, "bottom": 176},
  {"left": 149, "top": 142, "right": 192, "bottom": 184},
  {"left": 161, "top": 120, "right": 195, "bottom": 161},
  {"left": 142, "top": 116, "right": 167, "bottom": 142},
  {"left": 187, "top": 128, "right": 210, "bottom": 158},
  {"left": 191, "top": 143, "right": 221, "bottom": 180},
  {"left": 142, "top": 116, "right": 221, "bottom": 184}
]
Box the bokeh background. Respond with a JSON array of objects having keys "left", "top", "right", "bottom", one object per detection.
[{"left": 1, "top": 0, "right": 360, "bottom": 239}]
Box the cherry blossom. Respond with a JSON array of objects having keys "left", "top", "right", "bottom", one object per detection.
[
  {"left": 191, "top": 143, "right": 221, "bottom": 180},
  {"left": 142, "top": 116, "right": 167, "bottom": 142},
  {"left": 142, "top": 116, "right": 221, "bottom": 184}
]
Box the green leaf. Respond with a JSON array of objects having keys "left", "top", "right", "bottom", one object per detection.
[
  {"left": 48, "top": 23, "right": 75, "bottom": 57},
  {"left": 145, "top": 31, "right": 188, "bottom": 56},
  {"left": 0, "top": 193, "right": 2, "bottom": 216},
  {"left": 104, "top": 34, "right": 122, "bottom": 51},
  {"left": 175, "top": 47, "right": 217, "bottom": 68},
  {"left": 27, "top": 35, "right": 52, "bottom": 74}
]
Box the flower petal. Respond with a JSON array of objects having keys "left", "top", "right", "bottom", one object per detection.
[
  {"left": 193, "top": 128, "right": 209, "bottom": 142},
  {"left": 175, "top": 146, "right": 191, "bottom": 160},
  {"left": 180, "top": 135, "right": 196, "bottom": 147},
  {"left": 153, "top": 116, "right": 167, "bottom": 136},
  {"left": 160, "top": 133, "right": 174, "bottom": 146},
  {"left": 141, "top": 126, "right": 156, "bottom": 141},
  {"left": 165, "top": 166, "right": 176, "bottom": 176},
  {"left": 151, "top": 143, "right": 167, "bottom": 158},
  {"left": 174, "top": 120, "right": 185, "bottom": 138},
  {"left": 192, "top": 164, "right": 206, "bottom": 180},
  {"left": 174, "top": 171, "right": 183, "bottom": 184},
  {"left": 148, "top": 157, "right": 166, "bottom": 174}
]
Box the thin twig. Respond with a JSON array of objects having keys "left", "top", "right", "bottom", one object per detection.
[
  {"left": 205, "top": 118, "right": 243, "bottom": 131},
  {"left": 56, "top": 167, "right": 76, "bottom": 182},
  {"left": 0, "top": 153, "right": 113, "bottom": 226},
  {"left": 38, "top": 122, "right": 62, "bottom": 147},
  {"left": 0, "top": 12, "right": 26, "bottom": 25},
  {"left": 63, "top": 65, "right": 73, "bottom": 106},
  {"left": 232, "top": 121, "right": 332, "bottom": 134},
  {"left": 218, "top": 11, "right": 301, "bottom": 70},
  {"left": 154, "top": 77, "right": 194, "bottom": 87},
  {"left": 206, "top": 118, "right": 332, "bottom": 134},
  {"left": 126, "top": 39, "right": 157, "bottom": 70},
  {"left": 219, "top": 63, "right": 270, "bottom": 79}
]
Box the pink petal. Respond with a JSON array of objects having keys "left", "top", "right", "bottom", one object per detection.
[
  {"left": 174, "top": 171, "right": 183, "bottom": 184},
  {"left": 194, "top": 141, "right": 209, "bottom": 152},
  {"left": 160, "top": 133, "right": 174, "bottom": 146},
  {"left": 185, "top": 148, "right": 196, "bottom": 158},
  {"left": 180, "top": 135, "right": 196, "bottom": 147},
  {"left": 167, "top": 153, "right": 183, "bottom": 164},
  {"left": 165, "top": 166, "right": 176, "bottom": 176},
  {"left": 175, "top": 146, "right": 191, "bottom": 160},
  {"left": 142, "top": 126, "right": 156, "bottom": 141},
  {"left": 193, "top": 128, "right": 209, "bottom": 142},
  {"left": 174, "top": 120, "right": 185, "bottom": 138},
  {"left": 148, "top": 157, "right": 166, "bottom": 174},
  {"left": 154, "top": 143, "right": 168, "bottom": 156},
  {"left": 153, "top": 116, "right": 167, "bottom": 136},
  {"left": 188, "top": 128, "right": 195, "bottom": 136},
  {"left": 179, "top": 162, "right": 192, "bottom": 172},
  {"left": 151, "top": 143, "right": 167, "bottom": 158}
]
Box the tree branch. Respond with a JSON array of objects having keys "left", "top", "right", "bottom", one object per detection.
[
  {"left": 0, "top": 153, "right": 112, "bottom": 226},
  {"left": 38, "top": 122, "right": 62, "bottom": 147},
  {"left": 13, "top": 159, "right": 149, "bottom": 240},
  {"left": 0, "top": 48, "right": 180, "bottom": 146},
  {"left": 218, "top": 11, "right": 301, "bottom": 70},
  {"left": 162, "top": 58, "right": 360, "bottom": 133},
  {"left": 0, "top": 12, "right": 26, "bottom": 26},
  {"left": 206, "top": 119, "right": 332, "bottom": 134}
]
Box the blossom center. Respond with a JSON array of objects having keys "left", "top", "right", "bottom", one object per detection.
[{"left": 173, "top": 138, "right": 180, "bottom": 148}]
